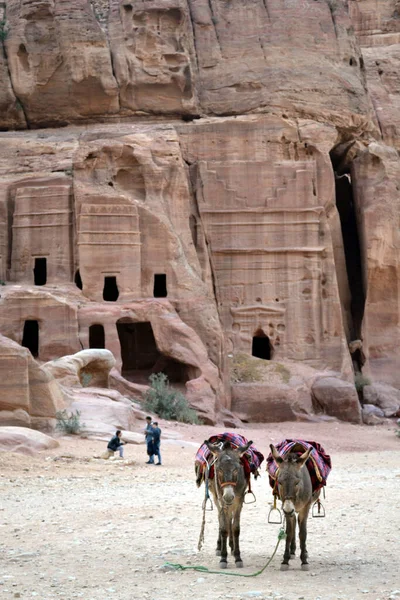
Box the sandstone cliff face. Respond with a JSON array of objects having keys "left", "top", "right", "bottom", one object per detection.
[{"left": 0, "top": 0, "right": 399, "bottom": 424}]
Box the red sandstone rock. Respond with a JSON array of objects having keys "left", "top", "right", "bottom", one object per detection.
[
  {"left": 0, "top": 0, "right": 399, "bottom": 427},
  {"left": 5, "top": 0, "right": 119, "bottom": 127},
  {"left": 312, "top": 376, "right": 362, "bottom": 423},
  {"left": 0, "top": 426, "right": 59, "bottom": 455}
]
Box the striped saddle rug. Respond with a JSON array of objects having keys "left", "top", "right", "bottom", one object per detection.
[
  {"left": 195, "top": 432, "right": 265, "bottom": 484},
  {"left": 266, "top": 439, "right": 332, "bottom": 493}
]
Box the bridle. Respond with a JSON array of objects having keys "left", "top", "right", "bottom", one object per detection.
[{"left": 219, "top": 481, "right": 237, "bottom": 488}]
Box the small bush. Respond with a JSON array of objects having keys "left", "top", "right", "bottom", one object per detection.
[
  {"left": 0, "top": 20, "right": 8, "bottom": 42},
  {"left": 56, "top": 410, "right": 83, "bottom": 435},
  {"left": 144, "top": 373, "right": 199, "bottom": 424},
  {"left": 354, "top": 373, "right": 371, "bottom": 393}
]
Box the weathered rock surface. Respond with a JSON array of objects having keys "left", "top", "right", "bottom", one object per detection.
[
  {"left": 361, "top": 403, "right": 385, "bottom": 425},
  {"left": 232, "top": 382, "right": 315, "bottom": 423},
  {"left": 0, "top": 334, "right": 66, "bottom": 429},
  {"left": 68, "top": 387, "right": 136, "bottom": 436},
  {"left": 363, "top": 383, "right": 400, "bottom": 417},
  {"left": 45, "top": 349, "right": 116, "bottom": 388},
  {"left": 312, "top": 377, "right": 362, "bottom": 423},
  {"left": 0, "top": 0, "right": 372, "bottom": 128},
  {"left": 0, "top": 0, "right": 399, "bottom": 425},
  {"left": 0, "top": 426, "right": 59, "bottom": 455}
]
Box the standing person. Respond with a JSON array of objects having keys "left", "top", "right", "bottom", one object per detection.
[
  {"left": 106, "top": 430, "right": 126, "bottom": 458},
  {"left": 144, "top": 416, "right": 154, "bottom": 464},
  {"left": 152, "top": 422, "right": 162, "bottom": 466}
]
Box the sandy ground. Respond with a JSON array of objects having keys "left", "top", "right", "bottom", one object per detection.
[{"left": 0, "top": 421, "right": 400, "bottom": 600}]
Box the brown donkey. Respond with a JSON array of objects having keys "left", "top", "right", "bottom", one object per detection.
[
  {"left": 204, "top": 439, "right": 253, "bottom": 568},
  {"left": 270, "top": 444, "right": 320, "bottom": 571}
]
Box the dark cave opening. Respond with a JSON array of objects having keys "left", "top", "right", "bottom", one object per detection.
[
  {"left": 252, "top": 330, "right": 273, "bottom": 360},
  {"left": 153, "top": 273, "right": 167, "bottom": 298},
  {"left": 116, "top": 319, "right": 196, "bottom": 385},
  {"left": 22, "top": 320, "right": 39, "bottom": 357},
  {"left": 332, "top": 169, "right": 366, "bottom": 341},
  {"left": 75, "top": 269, "right": 83, "bottom": 290},
  {"left": 34, "top": 257, "right": 47, "bottom": 286},
  {"left": 103, "top": 276, "right": 119, "bottom": 302},
  {"left": 89, "top": 324, "right": 105, "bottom": 349}
]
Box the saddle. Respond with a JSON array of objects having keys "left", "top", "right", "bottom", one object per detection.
[{"left": 266, "top": 439, "right": 332, "bottom": 494}]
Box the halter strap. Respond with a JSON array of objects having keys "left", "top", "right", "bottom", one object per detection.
[{"left": 219, "top": 481, "right": 237, "bottom": 488}]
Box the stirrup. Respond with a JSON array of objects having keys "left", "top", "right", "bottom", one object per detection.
[
  {"left": 202, "top": 496, "right": 213, "bottom": 511},
  {"left": 244, "top": 491, "right": 256, "bottom": 504},
  {"left": 268, "top": 504, "right": 283, "bottom": 524},
  {"left": 312, "top": 499, "right": 325, "bottom": 518}
]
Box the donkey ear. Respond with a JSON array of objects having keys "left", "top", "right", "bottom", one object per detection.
[
  {"left": 204, "top": 440, "right": 222, "bottom": 455},
  {"left": 236, "top": 440, "right": 253, "bottom": 457},
  {"left": 296, "top": 446, "right": 312, "bottom": 467},
  {"left": 270, "top": 444, "right": 283, "bottom": 464}
]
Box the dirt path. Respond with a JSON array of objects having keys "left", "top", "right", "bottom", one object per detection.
[{"left": 0, "top": 421, "right": 399, "bottom": 600}]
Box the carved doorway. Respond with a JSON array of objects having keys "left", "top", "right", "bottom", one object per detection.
[
  {"left": 153, "top": 274, "right": 167, "bottom": 297},
  {"left": 252, "top": 330, "right": 273, "bottom": 360},
  {"left": 89, "top": 324, "right": 105, "bottom": 349},
  {"left": 22, "top": 320, "right": 39, "bottom": 357},
  {"left": 34, "top": 258, "right": 47, "bottom": 286},
  {"left": 103, "top": 276, "right": 119, "bottom": 301}
]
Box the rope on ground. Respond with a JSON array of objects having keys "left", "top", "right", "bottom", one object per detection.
[{"left": 165, "top": 527, "right": 286, "bottom": 578}]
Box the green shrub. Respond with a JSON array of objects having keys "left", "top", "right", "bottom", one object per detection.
[
  {"left": 354, "top": 373, "right": 371, "bottom": 393},
  {"left": 56, "top": 410, "right": 83, "bottom": 435},
  {"left": 144, "top": 373, "right": 199, "bottom": 424},
  {"left": 0, "top": 20, "right": 8, "bottom": 42}
]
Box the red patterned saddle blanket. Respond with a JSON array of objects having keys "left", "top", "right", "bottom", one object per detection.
[
  {"left": 266, "top": 439, "right": 332, "bottom": 493},
  {"left": 195, "top": 432, "right": 264, "bottom": 483}
]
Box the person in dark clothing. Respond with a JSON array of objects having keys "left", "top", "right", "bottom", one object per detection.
[
  {"left": 107, "top": 430, "right": 126, "bottom": 458},
  {"left": 144, "top": 416, "right": 155, "bottom": 464},
  {"left": 152, "top": 422, "right": 162, "bottom": 466}
]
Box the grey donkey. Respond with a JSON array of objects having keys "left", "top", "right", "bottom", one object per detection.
[
  {"left": 203, "top": 439, "right": 253, "bottom": 568},
  {"left": 270, "top": 443, "right": 320, "bottom": 571}
]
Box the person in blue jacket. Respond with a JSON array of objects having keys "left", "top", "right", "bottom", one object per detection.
[{"left": 152, "top": 422, "right": 162, "bottom": 466}]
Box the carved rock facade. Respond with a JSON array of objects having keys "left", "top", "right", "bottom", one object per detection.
[{"left": 0, "top": 0, "right": 399, "bottom": 424}]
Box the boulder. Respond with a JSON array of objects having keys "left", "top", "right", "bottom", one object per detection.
[
  {"left": 0, "top": 409, "right": 31, "bottom": 428},
  {"left": 362, "top": 404, "right": 385, "bottom": 425},
  {"left": 231, "top": 382, "right": 315, "bottom": 423},
  {"left": 0, "top": 426, "right": 59, "bottom": 455},
  {"left": 363, "top": 383, "right": 400, "bottom": 417},
  {"left": 312, "top": 377, "right": 362, "bottom": 424},
  {"left": 45, "top": 349, "right": 116, "bottom": 388},
  {"left": 0, "top": 334, "right": 66, "bottom": 429},
  {"left": 68, "top": 387, "right": 136, "bottom": 436}
]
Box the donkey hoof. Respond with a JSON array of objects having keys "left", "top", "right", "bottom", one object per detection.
[
  {"left": 280, "top": 563, "right": 290, "bottom": 571},
  {"left": 219, "top": 561, "right": 228, "bottom": 569},
  {"left": 235, "top": 560, "right": 243, "bottom": 568},
  {"left": 290, "top": 552, "right": 296, "bottom": 557},
  {"left": 215, "top": 550, "right": 221, "bottom": 556},
  {"left": 301, "top": 563, "right": 310, "bottom": 571}
]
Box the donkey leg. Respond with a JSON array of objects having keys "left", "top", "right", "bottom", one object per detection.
[
  {"left": 218, "top": 509, "right": 229, "bottom": 567},
  {"left": 228, "top": 518, "right": 234, "bottom": 554},
  {"left": 298, "top": 505, "right": 310, "bottom": 570},
  {"left": 290, "top": 516, "right": 297, "bottom": 557},
  {"left": 216, "top": 532, "right": 222, "bottom": 556},
  {"left": 232, "top": 501, "right": 244, "bottom": 567},
  {"left": 281, "top": 514, "right": 295, "bottom": 570}
]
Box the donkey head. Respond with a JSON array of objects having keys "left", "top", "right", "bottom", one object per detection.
[
  {"left": 205, "top": 439, "right": 253, "bottom": 505},
  {"left": 270, "top": 444, "right": 312, "bottom": 516}
]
